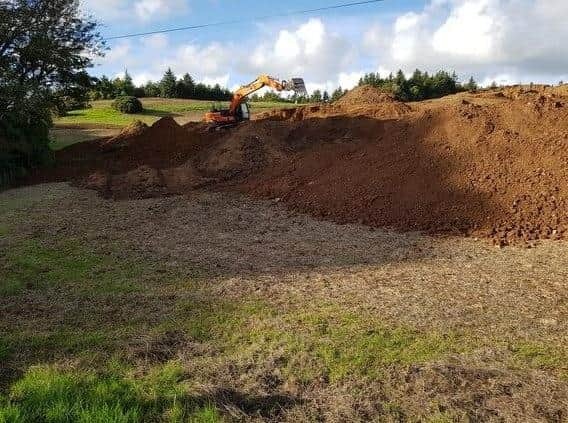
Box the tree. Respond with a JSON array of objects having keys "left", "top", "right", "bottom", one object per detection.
[
  {"left": 0, "top": 0, "right": 104, "bottom": 185},
  {"left": 160, "top": 68, "right": 177, "bottom": 98},
  {"left": 118, "top": 70, "right": 135, "bottom": 96},
  {"left": 323, "top": 90, "right": 330, "bottom": 102},
  {"left": 144, "top": 81, "right": 160, "bottom": 97},
  {"left": 464, "top": 76, "right": 478, "bottom": 91},
  {"left": 357, "top": 69, "right": 467, "bottom": 101},
  {"left": 95, "top": 76, "right": 115, "bottom": 99},
  {"left": 310, "top": 89, "right": 322, "bottom": 103},
  {"left": 331, "top": 87, "right": 344, "bottom": 102},
  {"left": 176, "top": 73, "right": 195, "bottom": 99}
]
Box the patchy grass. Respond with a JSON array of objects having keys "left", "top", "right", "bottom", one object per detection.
[
  {"left": 0, "top": 239, "right": 146, "bottom": 296},
  {"left": 55, "top": 98, "right": 300, "bottom": 127},
  {"left": 2, "top": 184, "right": 568, "bottom": 420},
  {"left": 0, "top": 225, "right": 9, "bottom": 237},
  {"left": 171, "top": 297, "right": 467, "bottom": 384},
  {"left": 0, "top": 339, "right": 12, "bottom": 362},
  {"left": 258, "top": 305, "right": 466, "bottom": 383},
  {"left": 511, "top": 341, "right": 568, "bottom": 374},
  {"left": 0, "top": 365, "right": 223, "bottom": 423},
  {"left": 3, "top": 331, "right": 112, "bottom": 363}
]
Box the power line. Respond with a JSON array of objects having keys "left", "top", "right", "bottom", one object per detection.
[{"left": 106, "top": 0, "right": 385, "bottom": 40}]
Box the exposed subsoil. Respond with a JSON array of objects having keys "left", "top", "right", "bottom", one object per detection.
[{"left": 29, "top": 85, "right": 568, "bottom": 245}]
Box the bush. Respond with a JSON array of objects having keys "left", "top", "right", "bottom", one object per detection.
[
  {"left": 112, "top": 96, "right": 143, "bottom": 114},
  {"left": 1, "top": 107, "right": 53, "bottom": 188}
]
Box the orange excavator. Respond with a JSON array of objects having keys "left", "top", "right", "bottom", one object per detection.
[{"left": 203, "top": 74, "right": 307, "bottom": 128}]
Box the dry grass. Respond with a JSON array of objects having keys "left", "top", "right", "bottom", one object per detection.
[{"left": 1, "top": 183, "right": 567, "bottom": 421}]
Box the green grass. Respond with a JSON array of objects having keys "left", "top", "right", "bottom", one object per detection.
[
  {"left": 268, "top": 306, "right": 465, "bottom": 383},
  {"left": 0, "top": 225, "right": 9, "bottom": 237},
  {"left": 49, "top": 130, "right": 102, "bottom": 151},
  {"left": 0, "top": 239, "right": 146, "bottom": 296},
  {"left": 511, "top": 341, "right": 568, "bottom": 373},
  {"left": 2, "top": 331, "right": 111, "bottom": 362},
  {"left": 171, "top": 298, "right": 466, "bottom": 384},
  {"left": 55, "top": 98, "right": 299, "bottom": 127},
  {"left": 0, "top": 365, "right": 223, "bottom": 423}
]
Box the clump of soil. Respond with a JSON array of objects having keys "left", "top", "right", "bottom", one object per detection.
[{"left": 29, "top": 88, "right": 568, "bottom": 246}]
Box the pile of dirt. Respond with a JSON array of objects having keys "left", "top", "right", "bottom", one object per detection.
[
  {"left": 102, "top": 120, "right": 149, "bottom": 149},
  {"left": 30, "top": 88, "right": 568, "bottom": 245},
  {"left": 335, "top": 85, "right": 397, "bottom": 106}
]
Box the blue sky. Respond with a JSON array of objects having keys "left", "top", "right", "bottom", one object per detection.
[{"left": 83, "top": 0, "right": 568, "bottom": 92}]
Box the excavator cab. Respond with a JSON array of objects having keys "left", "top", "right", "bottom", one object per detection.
[{"left": 236, "top": 103, "right": 251, "bottom": 121}]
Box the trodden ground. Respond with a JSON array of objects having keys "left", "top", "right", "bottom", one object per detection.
[{"left": 1, "top": 183, "right": 567, "bottom": 422}]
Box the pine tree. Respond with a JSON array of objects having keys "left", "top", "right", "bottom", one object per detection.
[
  {"left": 176, "top": 73, "right": 195, "bottom": 99},
  {"left": 122, "top": 69, "right": 135, "bottom": 96},
  {"left": 160, "top": 68, "right": 177, "bottom": 98},
  {"left": 144, "top": 81, "right": 160, "bottom": 97},
  {"left": 310, "top": 89, "right": 322, "bottom": 103},
  {"left": 331, "top": 87, "right": 344, "bottom": 102},
  {"left": 323, "top": 90, "right": 330, "bottom": 102},
  {"left": 465, "top": 76, "right": 478, "bottom": 91}
]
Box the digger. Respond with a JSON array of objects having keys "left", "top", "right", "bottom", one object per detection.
[{"left": 203, "top": 75, "right": 307, "bottom": 129}]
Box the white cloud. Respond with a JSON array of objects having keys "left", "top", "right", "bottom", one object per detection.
[
  {"left": 81, "top": 0, "right": 187, "bottom": 22},
  {"left": 202, "top": 74, "right": 230, "bottom": 88},
  {"left": 391, "top": 12, "right": 423, "bottom": 62},
  {"left": 365, "top": 0, "right": 568, "bottom": 85},
  {"left": 132, "top": 72, "right": 162, "bottom": 86},
  {"left": 432, "top": 0, "right": 502, "bottom": 60},
  {"left": 168, "top": 42, "right": 233, "bottom": 80},
  {"left": 101, "top": 41, "right": 131, "bottom": 65},
  {"left": 93, "top": 2, "right": 568, "bottom": 93},
  {"left": 338, "top": 72, "right": 364, "bottom": 89},
  {"left": 81, "top": 0, "right": 130, "bottom": 20},
  {"left": 141, "top": 34, "right": 169, "bottom": 50},
  {"left": 243, "top": 18, "right": 354, "bottom": 84}
]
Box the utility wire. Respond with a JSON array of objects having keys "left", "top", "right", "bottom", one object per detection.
[{"left": 106, "top": 0, "right": 385, "bottom": 40}]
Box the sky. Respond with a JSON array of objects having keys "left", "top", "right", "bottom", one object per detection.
[{"left": 82, "top": 0, "right": 568, "bottom": 93}]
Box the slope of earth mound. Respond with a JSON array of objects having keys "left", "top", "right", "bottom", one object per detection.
[
  {"left": 335, "top": 85, "right": 397, "bottom": 106},
  {"left": 28, "top": 89, "right": 568, "bottom": 245}
]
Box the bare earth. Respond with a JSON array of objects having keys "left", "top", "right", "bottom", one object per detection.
[{"left": 1, "top": 183, "right": 567, "bottom": 422}]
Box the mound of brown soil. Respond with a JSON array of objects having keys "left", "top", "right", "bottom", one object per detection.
[
  {"left": 102, "top": 120, "right": 149, "bottom": 149},
  {"left": 335, "top": 85, "right": 396, "bottom": 106},
  {"left": 29, "top": 89, "right": 568, "bottom": 245}
]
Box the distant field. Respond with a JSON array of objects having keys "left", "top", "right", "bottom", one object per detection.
[
  {"left": 50, "top": 97, "right": 301, "bottom": 151},
  {"left": 55, "top": 97, "right": 300, "bottom": 127}
]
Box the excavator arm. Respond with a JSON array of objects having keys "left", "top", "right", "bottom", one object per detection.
[{"left": 229, "top": 74, "right": 306, "bottom": 114}]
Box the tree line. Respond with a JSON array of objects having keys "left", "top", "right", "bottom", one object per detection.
[
  {"left": 358, "top": 70, "right": 478, "bottom": 101},
  {"left": 248, "top": 87, "right": 347, "bottom": 104},
  {"left": 91, "top": 68, "right": 232, "bottom": 101}
]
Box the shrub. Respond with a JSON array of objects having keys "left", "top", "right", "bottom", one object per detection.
[
  {"left": 1, "top": 107, "right": 53, "bottom": 188},
  {"left": 112, "top": 96, "right": 143, "bottom": 114}
]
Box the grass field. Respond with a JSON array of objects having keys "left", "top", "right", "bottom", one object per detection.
[
  {"left": 50, "top": 97, "right": 300, "bottom": 151},
  {"left": 55, "top": 98, "right": 299, "bottom": 127},
  {"left": 1, "top": 184, "right": 567, "bottom": 421}
]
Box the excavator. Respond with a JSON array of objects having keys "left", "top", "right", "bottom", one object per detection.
[{"left": 203, "top": 74, "right": 307, "bottom": 128}]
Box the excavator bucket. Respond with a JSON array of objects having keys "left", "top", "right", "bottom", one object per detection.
[{"left": 285, "top": 78, "right": 308, "bottom": 96}]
